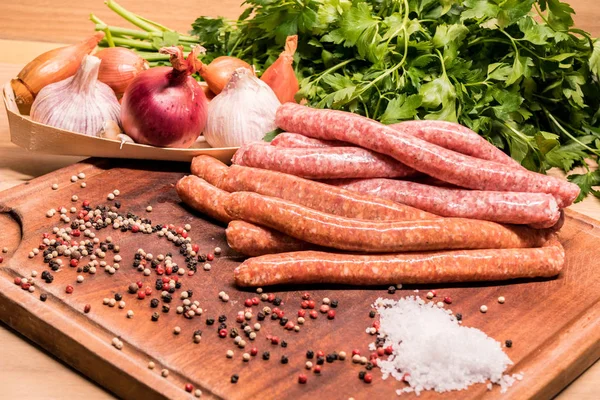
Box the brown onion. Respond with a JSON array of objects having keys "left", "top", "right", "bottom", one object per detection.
[
  {"left": 198, "top": 56, "right": 253, "bottom": 95},
  {"left": 261, "top": 35, "right": 299, "bottom": 104},
  {"left": 95, "top": 47, "right": 149, "bottom": 98}
]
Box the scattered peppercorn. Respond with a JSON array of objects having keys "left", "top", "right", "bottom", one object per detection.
[
  {"left": 313, "top": 365, "right": 321, "bottom": 374},
  {"left": 298, "top": 374, "right": 307, "bottom": 384},
  {"left": 281, "top": 340, "right": 288, "bottom": 348},
  {"left": 65, "top": 285, "right": 74, "bottom": 294},
  {"left": 369, "top": 310, "right": 376, "bottom": 318},
  {"left": 387, "top": 286, "right": 396, "bottom": 294},
  {"left": 505, "top": 340, "right": 513, "bottom": 348},
  {"left": 326, "top": 354, "right": 335, "bottom": 363},
  {"left": 150, "top": 298, "right": 159, "bottom": 308},
  {"left": 364, "top": 373, "right": 373, "bottom": 384},
  {"left": 231, "top": 374, "right": 239, "bottom": 384},
  {"left": 316, "top": 356, "right": 324, "bottom": 365},
  {"left": 162, "top": 305, "right": 170, "bottom": 313},
  {"left": 306, "top": 350, "right": 314, "bottom": 359},
  {"left": 456, "top": 313, "right": 462, "bottom": 321},
  {"left": 84, "top": 304, "right": 91, "bottom": 313},
  {"left": 262, "top": 351, "right": 270, "bottom": 360},
  {"left": 40, "top": 294, "right": 47, "bottom": 302},
  {"left": 358, "top": 371, "right": 366, "bottom": 380},
  {"left": 206, "top": 318, "right": 215, "bottom": 325},
  {"left": 151, "top": 312, "right": 159, "bottom": 321},
  {"left": 114, "top": 293, "right": 122, "bottom": 301},
  {"left": 281, "top": 355, "right": 289, "bottom": 364},
  {"left": 330, "top": 300, "right": 338, "bottom": 308}
]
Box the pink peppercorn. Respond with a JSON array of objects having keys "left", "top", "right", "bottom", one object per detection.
[
  {"left": 300, "top": 301, "right": 309, "bottom": 309},
  {"left": 327, "top": 310, "right": 336, "bottom": 319},
  {"left": 192, "top": 244, "right": 199, "bottom": 253},
  {"left": 21, "top": 283, "right": 31, "bottom": 291},
  {"left": 14, "top": 277, "right": 21, "bottom": 285},
  {"left": 320, "top": 304, "right": 329, "bottom": 313},
  {"left": 65, "top": 285, "right": 74, "bottom": 294},
  {"left": 376, "top": 348, "right": 385, "bottom": 357},
  {"left": 352, "top": 349, "right": 360, "bottom": 356},
  {"left": 267, "top": 294, "right": 275, "bottom": 302},
  {"left": 271, "top": 336, "right": 280, "bottom": 345},
  {"left": 316, "top": 350, "right": 325, "bottom": 358},
  {"left": 82, "top": 200, "right": 90, "bottom": 207},
  {"left": 176, "top": 227, "right": 184, "bottom": 235},
  {"left": 181, "top": 231, "right": 188, "bottom": 239},
  {"left": 206, "top": 253, "right": 214, "bottom": 261},
  {"left": 302, "top": 292, "right": 311, "bottom": 300},
  {"left": 131, "top": 225, "right": 140, "bottom": 233},
  {"left": 313, "top": 366, "right": 321, "bottom": 374},
  {"left": 285, "top": 321, "right": 295, "bottom": 330},
  {"left": 42, "top": 233, "right": 50, "bottom": 239},
  {"left": 250, "top": 347, "right": 258, "bottom": 356},
  {"left": 298, "top": 310, "right": 306, "bottom": 318},
  {"left": 71, "top": 229, "right": 81, "bottom": 237},
  {"left": 185, "top": 384, "right": 193, "bottom": 392},
  {"left": 84, "top": 304, "right": 91, "bottom": 314},
  {"left": 251, "top": 297, "right": 259, "bottom": 305},
  {"left": 218, "top": 329, "right": 228, "bottom": 338},
  {"left": 309, "top": 310, "right": 318, "bottom": 319},
  {"left": 137, "top": 291, "right": 146, "bottom": 300},
  {"left": 444, "top": 296, "right": 452, "bottom": 304},
  {"left": 145, "top": 287, "right": 152, "bottom": 296},
  {"left": 165, "top": 266, "right": 172, "bottom": 275},
  {"left": 244, "top": 299, "right": 253, "bottom": 307},
  {"left": 307, "top": 300, "right": 316, "bottom": 309},
  {"left": 298, "top": 374, "right": 307, "bottom": 384},
  {"left": 136, "top": 281, "right": 143, "bottom": 288},
  {"left": 364, "top": 373, "right": 373, "bottom": 384},
  {"left": 70, "top": 259, "right": 78, "bottom": 267},
  {"left": 384, "top": 346, "right": 393, "bottom": 355},
  {"left": 187, "top": 271, "right": 194, "bottom": 276}
]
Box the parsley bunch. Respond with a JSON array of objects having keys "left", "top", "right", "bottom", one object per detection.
[{"left": 191, "top": 0, "right": 600, "bottom": 200}]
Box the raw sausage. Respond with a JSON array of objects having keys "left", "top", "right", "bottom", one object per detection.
[
  {"left": 275, "top": 103, "right": 580, "bottom": 207},
  {"left": 226, "top": 220, "right": 318, "bottom": 256},
  {"left": 271, "top": 132, "right": 348, "bottom": 148},
  {"left": 390, "top": 120, "right": 521, "bottom": 167},
  {"left": 191, "top": 155, "right": 229, "bottom": 187},
  {"left": 233, "top": 141, "right": 416, "bottom": 179},
  {"left": 224, "top": 191, "right": 551, "bottom": 253},
  {"left": 332, "top": 178, "right": 561, "bottom": 228},
  {"left": 176, "top": 175, "right": 232, "bottom": 223},
  {"left": 234, "top": 237, "right": 564, "bottom": 286},
  {"left": 220, "top": 164, "right": 435, "bottom": 221}
]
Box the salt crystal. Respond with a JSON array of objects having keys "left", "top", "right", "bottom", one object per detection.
[{"left": 371, "top": 296, "right": 520, "bottom": 396}]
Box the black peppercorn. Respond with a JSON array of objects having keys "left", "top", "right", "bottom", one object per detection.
[
  {"left": 306, "top": 350, "right": 314, "bottom": 359},
  {"left": 39, "top": 294, "right": 47, "bottom": 302},
  {"left": 175, "top": 282, "right": 181, "bottom": 289},
  {"left": 359, "top": 371, "right": 366, "bottom": 380},
  {"left": 280, "top": 355, "right": 288, "bottom": 364},
  {"left": 231, "top": 374, "right": 239, "bottom": 384},
  {"left": 114, "top": 201, "right": 121, "bottom": 209},
  {"left": 330, "top": 300, "right": 338, "bottom": 308},
  {"left": 134, "top": 254, "right": 142, "bottom": 260},
  {"left": 316, "top": 356, "right": 324, "bottom": 365},
  {"left": 229, "top": 328, "right": 239, "bottom": 338},
  {"left": 218, "top": 323, "right": 227, "bottom": 330},
  {"left": 151, "top": 312, "right": 159, "bottom": 321},
  {"left": 206, "top": 318, "right": 215, "bottom": 325},
  {"left": 326, "top": 354, "right": 335, "bottom": 363},
  {"left": 257, "top": 312, "right": 265, "bottom": 321},
  {"left": 456, "top": 313, "right": 462, "bottom": 321},
  {"left": 193, "top": 330, "right": 202, "bottom": 337},
  {"left": 281, "top": 340, "right": 287, "bottom": 348},
  {"left": 218, "top": 315, "right": 227, "bottom": 323},
  {"left": 273, "top": 298, "right": 282, "bottom": 306},
  {"left": 271, "top": 313, "right": 279, "bottom": 320},
  {"left": 163, "top": 293, "right": 172, "bottom": 303},
  {"left": 388, "top": 286, "right": 396, "bottom": 294},
  {"left": 186, "top": 289, "right": 193, "bottom": 297},
  {"left": 369, "top": 310, "right": 376, "bottom": 318},
  {"left": 76, "top": 267, "right": 83, "bottom": 273},
  {"left": 366, "top": 362, "right": 374, "bottom": 370},
  {"left": 114, "top": 293, "right": 123, "bottom": 301},
  {"left": 505, "top": 340, "right": 513, "bottom": 348},
  {"left": 262, "top": 351, "right": 270, "bottom": 360},
  {"left": 150, "top": 298, "right": 159, "bottom": 308},
  {"left": 168, "top": 287, "right": 176, "bottom": 294},
  {"left": 279, "top": 317, "right": 288, "bottom": 326}
]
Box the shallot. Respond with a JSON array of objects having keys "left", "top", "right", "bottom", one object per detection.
[
  {"left": 95, "top": 47, "right": 149, "bottom": 97},
  {"left": 198, "top": 56, "right": 253, "bottom": 95},
  {"left": 261, "top": 35, "right": 299, "bottom": 103}
]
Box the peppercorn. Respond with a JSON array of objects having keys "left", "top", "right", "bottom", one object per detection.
[
  {"left": 114, "top": 293, "right": 122, "bottom": 301},
  {"left": 262, "top": 351, "right": 270, "bottom": 360},
  {"left": 231, "top": 374, "right": 239, "bottom": 384},
  {"left": 281, "top": 355, "right": 289, "bottom": 364},
  {"left": 114, "top": 201, "right": 121, "bottom": 209},
  {"left": 185, "top": 383, "right": 193, "bottom": 393},
  {"left": 218, "top": 315, "right": 227, "bottom": 323},
  {"left": 218, "top": 329, "right": 228, "bottom": 338},
  {"left": 150, "top": 298, "right": 159, "bottom": 308},
  {"left": 229, "top": 328, "right": 239, "bottom": 338},
  {"left": 40, "top": 294, "right": 47, "bottom": 302},
  {"left": 505, "top": 340, "right": 513, "bottom": 348},
  {"left": 279, "top": 317, "right": 289, "bottom": 326},
  {"left": 326, "top": 354, "right": 335, "bottom": 363},
  {"left": 388, "top": 286, "right": 396, "bottom": 294},
  {"left": 330, "top": 300, "right": 338, "bottom": 308},
  {"left": 206, "top": 318, "right": 215, "bottom": 325},
  {"left": 151, "top": 312, "right": 159, "bottom": 321},
  {"left": 358, "top": 371, "right": 366, "bottom": 380},
  {"left": 366, "top": 362, "right": 374, "bottom": 370},
  {"left": 306, "top": 350, "right": 314, "bottom": 359},
  {"left": 128, "top": 283, "right": 138, "bottom": 294},
  {"left": 364, "top": 373, "right": 373, "bottom": 384},
  {"left": 162, "top": 305, "right": 170, "bottom": 313},
  {"left": 163, "top": 293, "right": 172, "bottom": 303},
  {"left": 84, "top": 304, "right": 91, "bottom": 313},
  {"left": 281, "top": 340, "right": 288, "bottom": 348},
  {"left": 327, "top": 310, "right": 336, "bottom": 319},
  {"left": 313, "top": 365, "right": 321, "bottom": 374},
  {"left": 273, "top": 297, "right": 282, "bottom": 306},
  {"left": 257, "top": 312, "right": 265, "bottom": 321},
  {"left": 298, "top": 374, "right": 307, "bottom": 384},
  {"left": 456, "top": 313, "right": 462, "bottom": 321},
  {"left": 218, "top": 323, "right": 227, "bottom": 331},
  {"left": 316, "top": 356, "right": 324, "bottom": 365},
  {"left": 193, "top": 330, "right": 202, "bottom": 338},
  {"left": 65, "top": 285, "right": 74, "bottom": 294}
]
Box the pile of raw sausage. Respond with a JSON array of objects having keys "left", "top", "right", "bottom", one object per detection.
[{"left": 177, "top": 104, "right": 575, "bottom": 287}]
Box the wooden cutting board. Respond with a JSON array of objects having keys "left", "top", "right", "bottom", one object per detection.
[{"left": 0, "top": 159, "right": 598, "bottom": 400}]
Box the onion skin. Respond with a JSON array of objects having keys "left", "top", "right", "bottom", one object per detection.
[
  {"left": 96, "top": 47, "right": 149, "bottom": 98},
  {"left": 198, "top": 81, "right": 216, "bottom": 101},
  {"left": 261, "top": 35, "right": 299, "bottom": 104},
  {"left": 198, "top": 56, "right": 253, "bottom": 95},
  {"left": 121, "top": 46, "right": 208, "bottom": 148},
  {"left": 11, "top": 32, "right": 105, "bottom": 114}
]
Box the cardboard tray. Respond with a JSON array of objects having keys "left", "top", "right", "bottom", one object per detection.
[{"left": 2, "top": 82, "right": 237, "bottom": 163}]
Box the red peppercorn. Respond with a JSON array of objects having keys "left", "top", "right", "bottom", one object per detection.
[
  {"left": 38, "top": 244, "right": 46, "bottom": 250},
  {"left": 313, "top": 366, "right": 321, "bottom": 374},
  {"left": 161, "top": 277, "right": 169, "bottom": 284},
  {"left": 250, "top": 347, "right": 258, "bottom": 356},
  {"left": 84, "top": 304, "right": 91, "bottom": 314},
  {"left": 327, "top": 310, "right": 336, "bottom": 319},
  {"left": 298, "top": 374, "right": 307, "bottom": 384},
  {"left": 21, "top": 283, "right": 31, "bottom": 290},
  {"left": 70, "top": 259, "right": 78, "bottom": 267},
  {"left": 192, "top": 244, "right": 199, "bottom": 253},
  {"left": 167, "top": 224, "right": 175, "bottom": 230},
  {"left": 352, "top": 349, "right": 361, "bottom": 356},
  {"left": 271, "top": 336, "right": 280, "bottom": 345},
  {"left": 176, "top": 227, "right": 184, "bottom": 235},
  {"left": 42, "top": 233, "right": 50, "bottom": 239},
  {"left": 298, "top": 310, "right": 306, "bottom": 317},
  {"left": 136, "top": 280, "right": 143, "bottom": 288},
  {"left": 187, "top": 271, "right": 194, "bottom": 276},
  {"left": 65, "top": 285, "right": 74, "bottom": 294},
  {"left": 309, "top": 310, "right": 318, "bottom": 319},
  {"left": 373, "top": 321, "right": 380, "bottom": 330},
  {"left": 185, "top": 384, "right": 193, "bottom": 392},
  {"left": 71, "top": 229, "right": 81, "bottom": 237},
  {"left": 165, "top": 266, "right": 172, "bottom": 275},
  {"left": 181, "top": 231, "right": 188, "bottom": 239},
  {"left": 172, "top": 276, "right": 179, "bottom": 282},
  {"left": 370, "top": 352, "right": 378, "bottom": 360},
  {"left": 300, "top": 300, "right": 309, "bottom": 309},
  {"left": 307, "top": 300, "right": 316, "bottom": 309},
  {"left": 384, "top": 346, "right": 393, "bottom": 355},
  {"left": 267, "top": 294, "right": 275, "bottom": 302},
  {"left": 302, "top": 292, "right": 311, "bottom": 300},
  {"left": 316, "top": 350, "right": 324, "bottom": 358},
  {"left": 377, "top": 347, "right": 385, "bottom": 357},
  {"left": 145, "top": 287, "right": 152, "bottom": 296},
  {"left": 83, "top": 215, "right": 90, "bottom": 222},
  {"left": 14, "top": 277, "right": 21, "bottom": 285},
  {"left": 137, "top": 291, "right": 146, "bottom": 300},
  {"left": 444, "top": 296, "right": 452, "bottom": 304},
  {"left": 364, "top": 373, "right": 373, "bottom": 384},
  {"left": 206, "top": 253, "right": 214, "bottom": 261},
  {"left": 285, "top": 321, "right": 295, "bottom": 330},
  {"left": 0, "top": 256, "right": 4, "bottom": 264},
  {"left": 82, "top": 200, "right": 90, "bottom": 207},
  {"left": 272, "top": 307, "right": 281, "bottom": 315},
  {"left": 131, "top": 225, "right": 140, "bottom": 233},
  {"left": 431, "top": 290, "right": 437, "bottom": 297},
  {"left": 218, "top": 329, "right": 228, "bottom": 338},
  {"left": 251, "top": 297, "right": 259, "bottom": 305},
  {"left": 236, "top": 314, "right": 244, "bottom": 323},
  {"left": 244, "top": 299, "right": 253, "bottom": 307}
]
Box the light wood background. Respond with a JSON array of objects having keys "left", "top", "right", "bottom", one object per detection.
[{"left": 0, "top": 1, "right": 598, "bottom": 399}]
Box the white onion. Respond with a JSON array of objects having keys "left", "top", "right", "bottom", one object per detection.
[{"left": 204, "top": 67, "right": 281, "bottom": 148}]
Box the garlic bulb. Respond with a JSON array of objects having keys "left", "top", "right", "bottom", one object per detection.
[
  {"left": 31, "top": 55, "right": 121, "bottom": 137},
  {"left": 204, "top": 67, "right": 281, "bottom": 148}
]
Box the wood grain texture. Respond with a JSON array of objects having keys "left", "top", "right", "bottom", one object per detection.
[
  {"left": 0, "top": 158, "right": 599, "bottom": 400},
  {"left": 0, "top": 0, "right": 598, "bottom": 43}
]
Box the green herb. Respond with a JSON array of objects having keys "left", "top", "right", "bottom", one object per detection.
[{"left": 94, "top": 0, "right": 600, "bottom": 199}]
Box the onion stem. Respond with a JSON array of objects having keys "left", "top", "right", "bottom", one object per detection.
[{"left": 105, "top": 0, "right": 161, "bottom": 32}]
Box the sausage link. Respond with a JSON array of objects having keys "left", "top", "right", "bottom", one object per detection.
[
  {"left": 275, "top": 103, "right": 580, "bottom": 207},
  {"left": 191, "top": 155, "right": 229, "bottom": 187},
  {"left": 271, "top": 132, "right": 348, "bottom": 148},
  {"left": 224, "top": 191, "right": 551, "bottom": 253},
  {"left": 226, "top": 220, "right": 317, "bottom": 256},
  {"left": 234, "top": 238, "right": 564, "bottom": 287},
  {"left": 233, "top": 142, "right": 416, "bottom": 179},
  {"left": 333, "top": 178, "right": 560, "bottom": 228},
  {"left": 176, "top": 175, "right": 233, "bottom": 223},
  {"left": 220, "top": 164, "right": 435, "bottom": 221},
  {"left": 390, "top": 120, "right": 521, "bottom": 167}
]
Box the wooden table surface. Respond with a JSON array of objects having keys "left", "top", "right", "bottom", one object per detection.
[{"left": 0, "top": 1, "right": 598, "bottom": 398}]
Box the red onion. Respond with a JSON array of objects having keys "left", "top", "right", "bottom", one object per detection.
[{"left": 121, "top": 45, "right": 208, "bottom": 148}]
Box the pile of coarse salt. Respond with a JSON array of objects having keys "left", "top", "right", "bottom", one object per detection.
[{"left": 370, "top": 297, "right": 523, "bottom": 396}]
